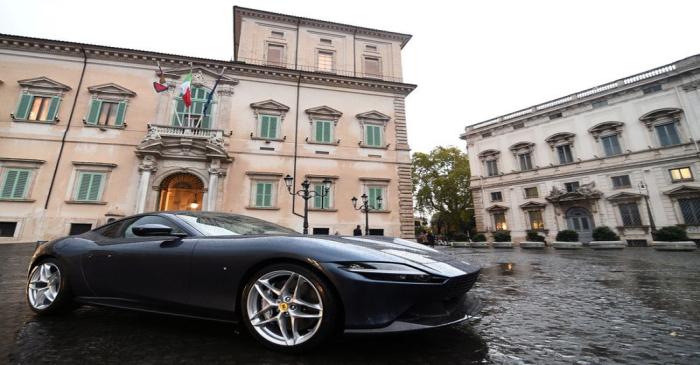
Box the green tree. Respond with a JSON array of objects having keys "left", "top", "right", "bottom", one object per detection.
[{"left": 412, "top": 146, "right": 473, "bottom": 237}]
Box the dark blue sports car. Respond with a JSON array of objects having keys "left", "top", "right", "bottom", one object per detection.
[{"left": 26, "top": 211, "right": 481, "bottom": 352}]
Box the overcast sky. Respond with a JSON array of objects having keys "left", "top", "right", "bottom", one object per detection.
[{"left": 2, "top": 0, "right": 699, "bottom": 154}]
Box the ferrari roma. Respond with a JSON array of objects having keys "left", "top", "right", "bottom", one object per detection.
[{"left": 26, "top": 211, "right": 481, "bottom": 351}]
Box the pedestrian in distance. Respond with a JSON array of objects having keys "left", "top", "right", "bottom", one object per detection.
[
  {"left": 427, "top": 231, "right": 436, "bottom": 246},
  {"left": 353, "top": 225, "right": 362, "bottom": 236}
]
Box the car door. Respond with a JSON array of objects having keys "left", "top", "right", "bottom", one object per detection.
[{"left": 82, "top": 215, "right": 197, "bottom": 307}]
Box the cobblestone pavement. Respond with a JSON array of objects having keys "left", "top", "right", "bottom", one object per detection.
[{"left": 1, "top": 243, "right": 699, "bottom": 364}]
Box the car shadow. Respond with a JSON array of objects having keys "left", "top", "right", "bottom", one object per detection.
[{"left": 10, "top": 306, "right": 489, "bottom": 364}]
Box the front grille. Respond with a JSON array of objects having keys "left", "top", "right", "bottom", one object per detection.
[{"left": 443, "top": 270, "right": 480, "bottom": 299}]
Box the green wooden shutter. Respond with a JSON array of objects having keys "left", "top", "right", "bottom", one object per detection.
[
  {"left": 114, "top": 101, "right": 126, "bottom": 126},
  {"left": 315, "top": 121, "right": 323, "bottom": 142},
  {"left": 88, "top": 174, "right": 103, "bottom": 201},
  {"left": 12, "top": 170, "right": 30, "bottom": 199},
  {"left": 46, "top": 96, "right": 61, "bottom": 122},
  {"left": 15, "top": 93, "right": 34, "bottom": 120},
  {"left": 172, "top": 99, "right": 185, "bottom": 126},
  {"left": 323, "top": 121, "right": 331, "bottom": 142},
  {"left": 268, "top": 116, "right": 277, "bottom": 139},
  {"left": 1, "top": 170, "right": 19, "bottom": 198},
  {"left": 76, "top": 173, "right": 91, "bottom": 201},
  {"left": 255, "top": 183, "right": 264, "bottom": 206},
  {"left": 314, "top": 185, "right": 322, "bottom": 208},
  {"left": 373, "top": 126, "right": 381, "bottom": 146},
  {"left": 263, "top": 183, "right": 272, "bottom": 207},
  {"left": 366, "top": 126, "right": 374, "bottom": 146},
  {"left": 87, "top": 100, "right": 102, "bottom": 125},
  {"left": 260, "top": 116, "right": 270, "bottom": 138}
]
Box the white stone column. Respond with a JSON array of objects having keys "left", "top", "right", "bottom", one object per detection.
[
  {"left": 207, "top": 173, "right": 218, "bottom": 211},
  {"left": 135, "top": 157, "right": 157, "bottom": 213}
]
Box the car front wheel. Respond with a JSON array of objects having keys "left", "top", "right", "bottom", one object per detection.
[
  {"left": 27, "top": 258, "right": 74, "bottom": 315},
  {"left": 241, "top": 263, "right": 338, "bottom": 352}
]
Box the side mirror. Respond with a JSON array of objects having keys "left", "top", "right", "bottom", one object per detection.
[{"left": 132, "top": 224, "right": 186, "bottom": 237}]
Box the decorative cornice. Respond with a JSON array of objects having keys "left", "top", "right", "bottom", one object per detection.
[
  {"left": 0, "top": 157, "right": 46, "bottom": 164},
  {"left": 245, "top": 171, "right": 284, "bottom": 177},
  {"left": 359, "top": 177, "right": 391, "bottom": 182},
  {"left": 664, "top": 185, "right": 700, "bottom": 197},
  {"left": 545, "top": 132, "right": 576, "bottom": 147},
  {"left": 486, "top": 204, "right": 509, "bottom": 212},
  {"left": 17, "top": 76, "right": 71, "bottom": 91},
  {"left": 606, "top": 192, "right": 644, "bottom": 202},
  {"left": 250, "top": 99, "right": 290, "bottom": 112},
  {"left": 589, "top": 121, "right": 624, "bottom": 140},
  {"left": 356, "top": 110, "right": 391, "bottom": 122},
  {"left": 234, "top": 6, "right": 412, "bottom": 48},
  {"left": 87, "top": 83, "right": 136, "bottom": 97},
  {"left": 72, "top": 161, "right": 117, "bottom": 168},
  {"left": 0, "top": 33, "right": 416, "bottom": 96},
  {"left": 639, "top": 107, "right": 683, "bottom": 129},
  {"left": 305, "top": 174, "right": 339, "bottom": 180}
]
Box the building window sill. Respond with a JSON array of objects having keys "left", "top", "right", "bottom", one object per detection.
[
  {"left": 65, "top": 200, "right": 108, "bottom": 205},
  {"left": 12, "top": 118, "right": 58, "bottom": 125},
  {"left": 84, "top": 123, "right": 126, "bottom": 130},
  {"left": 359, "top": 143, "right": 389, "bottom": 150},
  {"left": 245, "top": 206, "right": 280, "bottom": 210},
  {"left": 671, "top": 179, "right": 694, "bottom": 183},
  {"left": 251, "top": 134, "right": 285, "bottom": 143},
  {"left": 0, "top": 198, "right": 35, "bottom": 203},
  {"left": 306, "top": 139, "right": 339, "bottom": 146},
  {"left": 368, "top": 209, "right": 391, "bottom": 214},
  {"left": 308, "top": 208, "right": 338, "bottom": 212}
]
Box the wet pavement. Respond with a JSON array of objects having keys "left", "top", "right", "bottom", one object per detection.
[{"left": 1, "top": 243, "right": 699, "bottom": 364}]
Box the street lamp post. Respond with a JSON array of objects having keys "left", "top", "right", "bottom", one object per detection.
[
  {"left": 284, "top": 175, "right": 332, "bottom": 235},
  {"left": 638, "top": 181, "right": 656, "bottom": 232},
  {"left": 351, "top": 193, "right": 382, "bottom": 235}
]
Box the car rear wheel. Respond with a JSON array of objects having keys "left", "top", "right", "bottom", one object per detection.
[
  {"left": 241, "top": 263, "right": 338, "bottom": 352},
  {"left": 27, "top": 258, "right": 74, "bottom": 315}
]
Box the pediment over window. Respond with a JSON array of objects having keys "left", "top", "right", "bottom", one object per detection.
[
  {"left": 250, "top": 99, "right": 290, "bottom": 112},
  {"left": 545, "top": 132, "right": 575, "bottom": 147},
  {"left": 486, "top": 204, "right": 509, "bottom": 212},
  {"left": 639, "top": 108, "right": 683, "bottom": 129},
  {"left": 161, "top": 66, "right": 239, "bottom": 86},
  {"left": 519, "top": 201, "right": 546, "bottom": 210},
  {"left": 17, "top": 76, "right": 71, "bottom": 91},
  {"left": 664, "top": 185, "right": 700, "bottom": 198},
  {"left": 356, "top": 110, "right": 390, "bottom": 122},
  {"left": 305, "top": 106, "right": 342, "bottom": 123},
  {"left": 509, "top": 142, "right": 535, "bottom": 154},
  {"left": 588, "top": 121, "right": 623, "bottom": 139},
  {"left": 606, "top": 192, "right": 644, "bottom": 202},
  {"left": 478, "top": 149, "right": 500, "bottom": 160},
  {"left": 87, "top": 83, "right": 136, "bottom": 97}
]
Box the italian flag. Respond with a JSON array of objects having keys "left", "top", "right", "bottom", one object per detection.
[{"left": 180, "top": 72, "right": 193, "bottom": 107}]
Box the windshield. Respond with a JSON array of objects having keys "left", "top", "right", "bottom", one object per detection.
[{"left": 175, "top": 212, "right": 298, "bottom": 236}]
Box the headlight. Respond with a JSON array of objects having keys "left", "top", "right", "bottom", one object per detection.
[{"left": 340, "top": 262, "right": 446, "bottom": 283}]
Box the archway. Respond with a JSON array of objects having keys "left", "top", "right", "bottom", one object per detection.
[
  {"left": 565, "top": 207, "right": 594, "bottom": 243},
  {"left": 157, "top": 173, "right": 204, "bottom": 211}
]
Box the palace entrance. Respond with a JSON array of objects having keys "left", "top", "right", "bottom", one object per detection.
[{"left": 157, "top": 173, "right": 204, "bottom": 211}]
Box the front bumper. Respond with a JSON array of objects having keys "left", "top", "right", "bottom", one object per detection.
[
  {"left": 320, "top": 263, "right": 481, "bottom": 332},
  {"left": 344, "top": 292, "right": 482, "bottom": 334}
]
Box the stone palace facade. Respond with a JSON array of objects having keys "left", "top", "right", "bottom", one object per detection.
[
  {"left": 462, "top": 55, "right": 700, "bottom": 244},
  {"left": 0, "top": 6, "right": 416, "bottom": 242}
]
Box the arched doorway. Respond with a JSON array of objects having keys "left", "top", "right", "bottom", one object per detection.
[
  {"left": 157, "top": 173, "right": 204, "bottom": 211},
  {"left": 565, "top": 207, "right": 594, "bottom": 243}
]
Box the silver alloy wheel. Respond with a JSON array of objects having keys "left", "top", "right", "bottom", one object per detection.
[
  {"left": 246, "top": 270, "right": 323, "bottom": 346},
  {"left": 28, "top": 262, "right": 61, "bottom": 310}
]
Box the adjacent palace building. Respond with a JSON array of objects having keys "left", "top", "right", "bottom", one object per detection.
[
  {"left": 0, "top": 7, "right": 417, "bottom": 243},
  {"left": 462, "top": 55, "right": 700, "bottom": 244}
]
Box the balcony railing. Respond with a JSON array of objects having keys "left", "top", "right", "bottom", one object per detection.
[
  {"left": 236, "top": 56, "right": 405, "bottom": 83},
  {"left": 148, "top": 124, "right": 224, "bottom": 139}
]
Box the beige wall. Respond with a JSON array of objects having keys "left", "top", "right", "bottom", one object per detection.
[{"left": 0, "top": 35, "right": 414, "bottom": 242}]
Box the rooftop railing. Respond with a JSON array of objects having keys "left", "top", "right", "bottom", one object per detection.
[{"left": 466, "top": 54, "right": 700, "bottom": 132}]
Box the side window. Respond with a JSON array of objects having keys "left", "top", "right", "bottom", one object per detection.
[
  {"left": 94, "top": 218, "right": 137, "bottom": 239},
  {"left": 124, "top": 216, "right": 184, "bottom": 238}
]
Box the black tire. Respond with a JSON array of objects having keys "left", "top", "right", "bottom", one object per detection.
[
  {"left": 26, "top": 258, "right": 75, "bottom": 315},
  {"left": 240, "top": 263, "right": 339, "bottom": 353}
]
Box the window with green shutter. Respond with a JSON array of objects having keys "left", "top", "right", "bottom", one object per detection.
[
  {"left": 15, "top": 94, "right": 61, "bottom": 122},
  {"left": 259, "top": 115, "right": 278, "bottom": 139},
  {"left": 86, "top": 100, "right": 127, "bottom": 126},
  {"left": 172, "top": 87, "right": 212, "bottom": 129},
  {"left": 313, "top": 184, "right": 331, "bottom": 209},
  {"left": 314, "top": 120, "right": 332, "bottom": 143},
  {"left": 365, "top": 125, "right": 382, "bottom": 147},
  {"left": 1, "top": 169, "right": 31, "bottom": 199},
  {"left": 368, "top": 186, "right": 384, "bottom": 209},
  {"left": 254, "top": 182, "right": 274, "bottom": 207},
  {"left": 75, "top": 172, "right": 105, "bottom": 202}
]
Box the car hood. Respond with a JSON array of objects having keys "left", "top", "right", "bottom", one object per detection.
[{"left": 315, "top": 236, "right": 479, "bottom": 277}]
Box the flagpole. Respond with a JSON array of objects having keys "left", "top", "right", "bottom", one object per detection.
[
  {"left": 202, "top": 66, "right": 226, "bottom": 125},
  {"left": 187, "top": 62, "right": 193, "bottom": 128}
]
